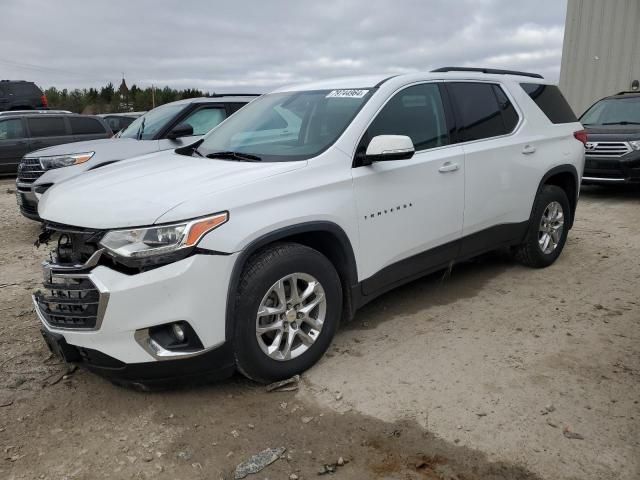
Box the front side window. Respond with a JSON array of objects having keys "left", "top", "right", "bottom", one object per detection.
[
  {"left": 27, "top": 117, "right": 66, "bottom": 137},
  {"left": 119, "top": 103, "right": 184, "bottom": 140},
  {"left": 581, "top": 96, "right": 640, "bottom": 126},
  {"left": 197, "top": 89, "right": 372, "bottom": 162},
  {"left": 181, "top": 107, "right": 227, "bottom": 136},
  {"left": 447, "top": 82, "right": 510, "bottom": 142},
  {"left": 364, "top": 83, "right": 449, "bottom": 151},
  {"left": 0, "top": 119, "right": 25, "bottom": 140}
]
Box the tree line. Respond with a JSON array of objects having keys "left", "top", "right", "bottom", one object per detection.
[{"left": 43, "top": 82, "right": 208, "bottom": 114}]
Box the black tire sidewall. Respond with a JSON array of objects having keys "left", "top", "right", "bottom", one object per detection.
[
  {"left": 233, "top": 245, "right": 342, "bottom": 382},
  {"left": 527, "top": 185, "right": 571, "bottom": 267}
]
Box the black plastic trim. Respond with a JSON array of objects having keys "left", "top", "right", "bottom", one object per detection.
[
  {"left": 225, "top": 221, "right": 358, "bottom": 341},
  {"left": 534, "top": 165, "right": 579, "bottom": 228},
  {"left": 432, "top": 67, "right": 543, "bottom": 79}
]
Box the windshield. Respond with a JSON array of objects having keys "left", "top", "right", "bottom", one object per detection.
[
  {"left": 197, "top": 89, "right": 372, "bottom": 161},
  {"left": 581, "top": 96, "right": 640, "bottom": 125},
  {"left": 118, "top": 103, "right": 184, "bottom": 140}
]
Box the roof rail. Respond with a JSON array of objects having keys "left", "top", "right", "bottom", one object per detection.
[
  {"left": 431, "top": 67, "right": 543, "bottom": 79},
  {"left": 207, "top": 93, "right": 261, "bottom": 97},
  {"left": 614, "top": 90, "right": 640, "bottom": 96}
]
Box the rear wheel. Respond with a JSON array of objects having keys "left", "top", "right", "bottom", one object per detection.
[
  {"left": 514, "top": 185, "right": 570, "bottom": 268},
  {"left": 233, "top": 243, "right": 342, "bottom": 382}
]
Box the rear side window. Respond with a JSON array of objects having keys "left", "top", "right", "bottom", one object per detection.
[
  {"left": 0, "top": 119, "right": 25, "bottom": 139},
  {"left": 27, "top": 117, "right": 67, "bottom": 137},
  {"left": 13, "top": 82, "right": 41, "bottom": 96},
  {"left": 69, "top": 116, "right": 107, "bottom": 135},
  {"left": 447, "top": 82, "right": 514, "bottom": 142},
  {"left": 520, "top": 83, "right": 577, "bottom": 124},
  {"left": 366, "top": 83, "right": 449, "bottom": 151}
]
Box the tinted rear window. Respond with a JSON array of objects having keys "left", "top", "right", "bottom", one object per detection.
[
  {"left": 27, "top": 117, "right": 67, "bottom": 137},
  {"left": 12, "top": 82, "right": 41, "bottom": 96},
  {"left": 520, "top": 83, "right": 577, "bottom": 124},
  {"left": 70, "top": 116, "right": 107, "bottom": 135},
  {"left": 447, "top": 82, "right": 513, "bottom": 142}
]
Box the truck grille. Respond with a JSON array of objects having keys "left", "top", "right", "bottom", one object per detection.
[
  {"left": 35, "top": 276, "right": 102, "bottom": 330},
  {"left": 17, "top": 157, "right": 45, "bottom": 184},
  {"left": 585, "top": 142, "right": 632, "bottom": 158}
]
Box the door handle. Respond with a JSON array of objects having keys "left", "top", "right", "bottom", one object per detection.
[
  {"left": 438, "top": 162, "right": 459, "bottom": 173},
  {"left": 522, "top": 144, "right": 536, "bottom": 155}
]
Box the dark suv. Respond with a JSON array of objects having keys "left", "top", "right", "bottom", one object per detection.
[
  {"left": 580, "top": 91, "right": 640, "bottom": 185},
  {"left": 1, "top": 113, "right": 112, "bottom": 175},
  {"left": 0, "top": 80, "right": 48, "bottom": 111}
]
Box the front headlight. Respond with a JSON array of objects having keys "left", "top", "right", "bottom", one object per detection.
[
  {"left": 99, "top": 212, "right": 228, "bottom": 260},
  {"left": 38, "top": 152, "right": 95, "bottom": 170},
  {"left": 629, "top": 140, "right": 640, "bottom": 151}
]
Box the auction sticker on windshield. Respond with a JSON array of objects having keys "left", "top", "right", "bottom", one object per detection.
[{"left": 326, "top": 89, "right": 369, "bottom": 98}]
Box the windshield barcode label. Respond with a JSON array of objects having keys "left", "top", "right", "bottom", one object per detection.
[{"left": 326, "top": 89, "right": 369, "bottom": 98}]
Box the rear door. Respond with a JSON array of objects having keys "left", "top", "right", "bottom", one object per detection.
[
  {"left": 0, "top": 117, "right": 29, "bottom": 173},
  {"left": 445, "top": 81, "right": 528, "bottom": 255},
  {"left": 69, "top": 116, "right": 111, "bottom": 141},
  {"left": 351, "top": 82, "right": 465, "bottom": 294},
  {"left": 25, "top": 116, "right": 73, "bottom": 152}
]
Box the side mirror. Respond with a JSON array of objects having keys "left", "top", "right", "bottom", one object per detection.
[
  {"left": 167, "top": 122, "right": 194, "bottom": 140},
  {"left": 364, "top": 135, "right": 415, "bottom": 164}
]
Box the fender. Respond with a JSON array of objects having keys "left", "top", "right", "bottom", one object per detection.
[
  {"left": 531, "top": 164, "right": 579, "bottom": 229},
  {"left": 224, "top": 221, "right": 358, "bottom": 342}
]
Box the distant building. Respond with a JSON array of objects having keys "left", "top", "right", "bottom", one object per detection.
[
  {"left": 559, "top": 0, "right": 640, "bottom": 116},
  {"left": 118, "top": 77, "right": 131, "bottom": 112}
]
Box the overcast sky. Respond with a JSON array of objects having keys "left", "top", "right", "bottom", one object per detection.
[{"left": 0, "top": 0, "right": 567, "bottom": 92}]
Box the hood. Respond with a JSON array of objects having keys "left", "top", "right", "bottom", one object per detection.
[
  {"left": 26, "top": 137, "right": 159, "bottom": 161},
  {"left": 38, "top": 150, "right": 306, "bottom": 229},
  {"left": 585, "top": 125, "right": 640, "bottom": 139}
]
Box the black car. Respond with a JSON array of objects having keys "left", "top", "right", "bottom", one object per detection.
[
  {"left": 0, "top": 80, "right": 48, "bottom": 111},
  {"left": 580, "top": 91, "right": 640, "bottom": 185},
  {"left": 0, "top": 113, "right": 112, "bottom": 175}
]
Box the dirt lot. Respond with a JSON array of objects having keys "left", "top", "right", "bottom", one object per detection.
[{"left": 0, "top": 177, "right": 638, "bottom": 480}]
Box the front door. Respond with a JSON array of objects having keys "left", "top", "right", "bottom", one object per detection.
[
  {"left": 351, "top": 82, "right": 465, "bottom": 295},
  {"left": 0, "top": 117, "right": 29, "bottom": 173}
]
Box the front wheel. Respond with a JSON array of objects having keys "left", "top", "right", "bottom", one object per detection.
[
  {"left": 513, "top": 185, "right": 570, "bottom": 268},
  {"left": 233, "top": 243, "right": 342, "bottom": 383}
]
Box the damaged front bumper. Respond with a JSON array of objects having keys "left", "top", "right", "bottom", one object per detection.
[{"left": 34, "top": 247, "right": 240, "bottom": 386}]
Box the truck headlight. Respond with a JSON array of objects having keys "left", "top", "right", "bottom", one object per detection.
[
  {"left": 38, "top": 152, "right": 95, "bottom": 170},
  {"left": 629, "top": 140, "right": 640, "bottom": 151},
  {"left": 99, "top": 212, "right": 228, "bottom": 260}
]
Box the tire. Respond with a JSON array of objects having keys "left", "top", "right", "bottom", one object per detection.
[
  {"left": 513, "top": 185, "right": 571, "bottom": 268},
  {"left": 233, "top": 242, "right": 342, "bottom": 383}
]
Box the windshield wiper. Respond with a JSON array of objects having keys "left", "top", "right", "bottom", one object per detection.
[
  {"left": 205, "top": 151, "right": 262, "bottom": 162},
  {"left": 136, "top": 117, "right": 146, "bottom": 140},
  {"left": 601, "top": 121, "right": 640, "bottom": 125}
]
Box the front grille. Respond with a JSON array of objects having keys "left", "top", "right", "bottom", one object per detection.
[
  {"left": 585, "top": 141, "right": 632, "bottom": 158},
  {"left": 33, "top": 224, "right": 109, "bottom": 330},
  {"left": 35, "top": 276, "right": 101, "bottom": 329},
  {"left": 17, "top": 157, "right": 45, "bottom": 184}
]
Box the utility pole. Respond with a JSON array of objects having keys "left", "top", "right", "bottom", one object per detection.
[{"left": 151, "top": 84, "right": 155, "bottom": 109}]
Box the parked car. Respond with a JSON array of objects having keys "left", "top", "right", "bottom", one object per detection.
[
  {"left": 1, "top": 113, "right": 111, "bottom": 176},
  {"left": 33, "top": 69, "right": 584, "bottom": 387},
  {"left": 0, "top": 80, "right": 48, "bottom": 111},
  {"left": 16, "top": 95, "right": 258, "bottom": 220},
  {"left": 99, "top": 112, "right": 145, "bottom": 134},
  {"left": 580, "top": 91, "right": 640, "bottom": 185}
]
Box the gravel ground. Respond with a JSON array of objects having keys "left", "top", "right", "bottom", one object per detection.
[{"left": 0, "top": 177, "right": 638, "bottom": 480}]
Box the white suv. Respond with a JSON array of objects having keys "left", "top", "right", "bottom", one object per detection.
[{"left": 34, "top": 68, "right": 585, "bottom": 387}]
